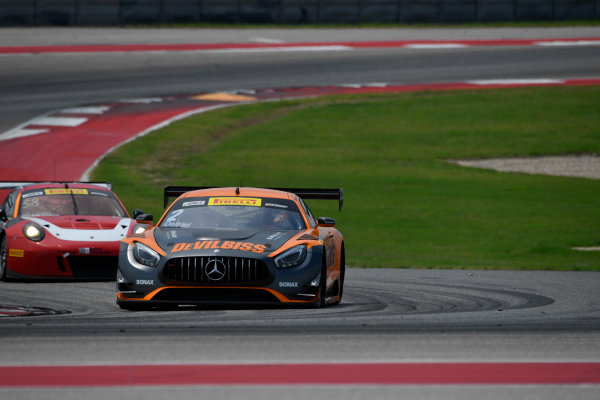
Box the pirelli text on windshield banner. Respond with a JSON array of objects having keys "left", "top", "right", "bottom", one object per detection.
[{"left": 208, "top": 197, "right": 262, "bottom": 207}]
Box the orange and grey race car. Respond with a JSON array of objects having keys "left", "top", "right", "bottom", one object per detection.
[{"left": 116, "top": 186, "right": 345, "bottom": 309}]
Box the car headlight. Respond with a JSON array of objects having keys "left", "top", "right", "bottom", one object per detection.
[
  {"left": 132, "top": 242, "right": 160, "bottom": 267},
  {"left": 23, "top": 222, "right": 45, "bottom": 242},
  {"left": 275, "top": 245, "right": 307, "bottom": 269},
  {"left": 132, "top": 223, "right": 148, "bottom": 235}
]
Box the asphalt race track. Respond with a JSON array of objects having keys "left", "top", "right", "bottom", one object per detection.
[
  {"left": 0, "top": 27, "right": 599, "bottom": 399},
  {"left": 0, "top": 268, "right": 599, "bottom": 399}
]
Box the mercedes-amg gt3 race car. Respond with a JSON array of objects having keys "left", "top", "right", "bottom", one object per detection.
[
  {"left": 0, "top": 182, "right": 151, "bottom": 280},
  {"left": 116, "top": 186, "right": 345, "bottom": 309}
]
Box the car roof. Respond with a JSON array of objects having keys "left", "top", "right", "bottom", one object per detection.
[{"left": 179, "top": 187, "right": 295, "bottom": 201}]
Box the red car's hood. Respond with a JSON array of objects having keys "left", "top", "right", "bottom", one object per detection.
[
  {"left": 30, "top": 215, "right": 127, "bottom": 230},
  {"left": 23, "top": 215, "right": 134, "bottom": 243}
]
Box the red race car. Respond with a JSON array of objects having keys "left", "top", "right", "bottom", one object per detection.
[{"left": 0, "top": 182, "right": 152, "bottom": 280}]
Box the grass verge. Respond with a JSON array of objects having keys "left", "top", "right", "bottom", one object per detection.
[{"left": 92, "top": 86, "right": 600, "bottom": 270}]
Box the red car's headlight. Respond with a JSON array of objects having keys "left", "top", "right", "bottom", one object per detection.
[
  {"left": 23, "top": 222, "right": 45, "bottom": 242},
  {"left": 132, "top": 223, "right": 149, "bottom": 235}
]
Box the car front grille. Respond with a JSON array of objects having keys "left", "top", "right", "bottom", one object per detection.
[
  {"left": 59, "top": 255, "right": 118, "bottom": 279},
  {"left": 162, "top": 256, "right": 271, "bottom": 285}
]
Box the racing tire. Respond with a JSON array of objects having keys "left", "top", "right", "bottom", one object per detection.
[
  {"left": 332, "top": 244, "right": 345, "bottom": 305},
  {"left": 313, "top": 256, "right": 327, "bottom": 308},
  {"left": 0, "top": 236, "right": 8, "bottom": 281},
  {"left": 339, "top": 245, "right": 345, "bottom": 299}
]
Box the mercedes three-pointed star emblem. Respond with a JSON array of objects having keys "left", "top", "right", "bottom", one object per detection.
[{"left": 205, "top": 259, "right": 226, "bottom": 281}]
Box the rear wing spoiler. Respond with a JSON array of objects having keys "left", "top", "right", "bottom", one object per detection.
[
  {"left": 163, "top": 186, "right": 344, "bottom": 211},
  {"left": 0, "top": 181, "right": 111, "bottom": 204}
]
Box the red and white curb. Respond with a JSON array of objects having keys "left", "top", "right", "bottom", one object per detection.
[
  {"left": 0, "top": 362, "right": 599, "bottom": 386},
  {"left": 1, "top": 78, "right": 599, "bottom": 182},
  {"left": 1, "top": 37, "right": 599, "bottom": 55}
]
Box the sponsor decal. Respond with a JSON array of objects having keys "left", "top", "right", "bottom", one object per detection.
[
  {"left": 78, "top": 247, "right": 109, "bottom": 255},
  {"left": 265, "top": 202, "right": 288, "bottom": 209},
  {"left": 171, "top": 240, "right": 266, "bottom": 253},
  {"left": 208, "top": 197, "right": 261, "bottom": 207},
  {"left": 21, "top": 191, "right": 44, "bottom": 199},
  {"left": 162, "top": 209, "right": 192, "bottom": 228},
  {"left": 8, "top": 249, "right": 24, "bottom": 258},
  {"left": 136, "top": 279, "right": 154, "bottom": 285},
  {"left": 44, "top": 188, "right": 88, "bottom": 195},
  {"left": 279, "top": 281, "right": 299, "bottom": 288},
  {"left": 182, "top": 200, "right": 205, "bottom": 207},
  {"left": 266, "top": 232, "right": 283, "bottom": 240},
  {"left": 89, "top": 191, "right": 109, "bottom": 197}
]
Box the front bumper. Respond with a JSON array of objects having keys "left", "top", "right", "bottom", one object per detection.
[
  {"left": 5, "top": 235, "right": 119, "bottom": 280},
  {"left": 116, "top": 242, "right": 324, "bottom": 306}
]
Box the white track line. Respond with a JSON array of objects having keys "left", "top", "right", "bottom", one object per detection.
[
  {"left": 60, "top": 106, "right": 110, "bottom": 115},
  {"left": 29, "top": 116, "right": 87, "bottom": 127},
  {"left": 535, "top": 40, "right": 600, "bottom": 46},
  {"left": 119, "top": 98, "right": 163, "bottom": 104},
  {"left": 467, "top": 79, "right": 564, "bottom": 85}
]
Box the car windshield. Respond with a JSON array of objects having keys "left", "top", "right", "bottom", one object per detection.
[
  {"left": 161, "top": 196, "right": 306, "bottom": 230},
  {"left": 18, "top": 187, "right": 127, "bottom": 217}
]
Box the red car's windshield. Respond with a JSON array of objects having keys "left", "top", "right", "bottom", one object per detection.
[{"left": 18, "top": 187, "right": 127, "bottom": 217}]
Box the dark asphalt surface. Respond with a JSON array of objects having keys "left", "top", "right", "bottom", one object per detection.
[
  {"left": 1, "top": 268, "right": 599, "bottom": 399},
  {"left": 1, "top": 268, "right": 599, "bottom": 355}
]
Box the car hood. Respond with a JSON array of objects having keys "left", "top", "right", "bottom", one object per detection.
[
  {"left": 27, "top": 215, "right": 128, "bottom": 230},
  {"left": 154, "top": 227, "right": 298, "bottom": 255},
  {"left": 24, "top": 216, "right": 133, "bottom": 242}
]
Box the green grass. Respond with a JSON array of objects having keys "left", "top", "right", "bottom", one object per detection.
[{"left": 92, "top": 86, "right": 600, "bottom": 270}]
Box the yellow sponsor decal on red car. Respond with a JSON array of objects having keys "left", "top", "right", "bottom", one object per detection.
[
  {"left": 44, "top": 188, "right": 88, "bottom": 195},
  {"left": 8, "top": 249, "right": 24, "bottom": 258},
  {"left": 208, "top": 197, "right": 261, "bottom": 207},
  {"left": 171, "top": 240, "right": 266, "bottom": 253}
]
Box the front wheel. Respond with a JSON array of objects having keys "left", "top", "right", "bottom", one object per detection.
[
  {"left": 332, "top": 245, "right": 345, "bottom": 305},
  {"left": 313, "top": 257, "right": 327, "bottom": 308}
]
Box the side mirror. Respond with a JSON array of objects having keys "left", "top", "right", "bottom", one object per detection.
[
  {"left": 137, "top": 213, "right": 153, "bottom": 223},
  {"left": 133, "top": 209, "right": 153, "bottom": 223},
  {"left": 317, "top": 217, "right": 336, "bottom": 227},
  {"left": 0, "top": 208, "right": 7, "bottom": 222}
]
